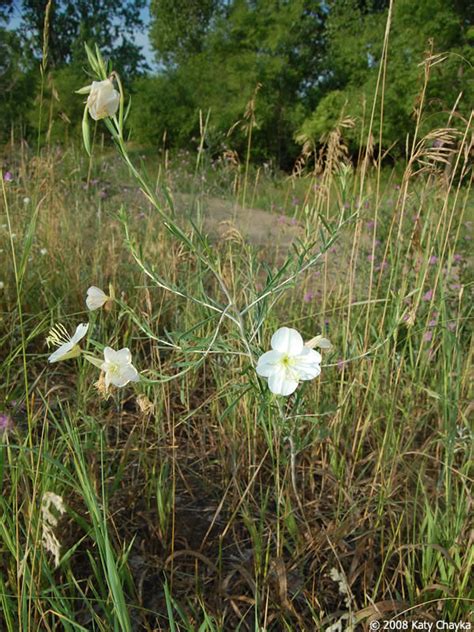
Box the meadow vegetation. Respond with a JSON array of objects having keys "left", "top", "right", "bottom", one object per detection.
[{"left": 1, "top": 4, "right": 473, "bottom": 632}]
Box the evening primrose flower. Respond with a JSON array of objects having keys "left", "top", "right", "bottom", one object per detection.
[
  {"left": 47, "top": 323, "right": 89, "bottom": 363},
  {"left": 256, "top": 327, "right": 322, "bottom": 396},
  {"left": 101, "top": 347, "right": 139, "bottom": 389},
  {"left": 86, "top": 79, "right": 120, "bottom": 120},
  {"left": 86, "top": 286, "right": 109, "bottom": 310}
]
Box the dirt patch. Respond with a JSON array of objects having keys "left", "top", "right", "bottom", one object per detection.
[{"left": 174, "top": 193, "right": 304, "bottom": 247}]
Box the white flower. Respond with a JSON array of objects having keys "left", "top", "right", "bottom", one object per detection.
[
  {"left": 0, "top": 281, "right": 4, "bottom": 290},
  {"left": 86, "top": 286, "right": 109, "bottom": 311},
  {"left": 101, "top": 347, "right": 139, "bottom": 389},
  {"left": 40, "top": 248, "right": 48, "bottom": 256},
  {"left": 23, "top": 197, "right": 31, "bottom": 206},
  {"left": 47, "top": 323, "right": 89, "bottom": 363},
  {"left": 256, "top": 327, "right": 322, "bottom": 396},
  {"left": 86, "top": 79, "right": 120, "bottom": 120}
]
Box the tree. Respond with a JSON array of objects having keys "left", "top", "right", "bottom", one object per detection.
[
  {"left": 20, "top": 0, "right": 147, "bottom": 76},
  {"left": 0, "top": 0, "right": 14, "bottom": 23},
  {"left": 146, "top": 0, "right": 328, "bottom": 167},
  {"left": 298, "top": 0, "right": 474, "bottom": 155},
  {"left": 150, "top": 0, "right": 221, "bottom": 65},
  {"left": 0, "top": 27, "right": 35, "bottom": 140}
]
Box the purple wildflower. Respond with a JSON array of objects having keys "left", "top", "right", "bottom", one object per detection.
[
  {"left": 428, "top": 255, "right": 438, "bottom": 265},
  {"left": 422, "top": 289, "right": 433, "bottom": 301},
  {"left": 0, "top": 413, "right": 13, "bottom": 433},
  {"left": 3, "top": 171, "right": 13, "bottom": 182},
  {"left": 303, "top": 291, "right": 315, "bottom": 303},
  {"left": 423, "top": 330, "right": 433, "bottom": 342}
]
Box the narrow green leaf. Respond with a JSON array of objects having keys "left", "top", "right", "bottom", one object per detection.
[{"left": 82, "top": 106, "right": 91, "bottom": 156}]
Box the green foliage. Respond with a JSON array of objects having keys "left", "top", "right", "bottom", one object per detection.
[
  {"left": 150, "top": 0, "right": 221, "bottom": 64},
  {"left": 298, "top": 0, "right": 474, "bottom": 154},
  {"left": 129, "top": 72, "right": 200, "bottom": 148},
  {"left": 143, "top": 0, "right": 327, "bottom": 166},
  {"left": 26, "top": 63, "right": 92, "bottom": 144},
  {"left": 0, "top": 28, "right": 35, "bottom": 142},
  {"left": 0, "top": 0, "right": 13, "bottom": 23},
  {"left": 21, "top": 0, "right": 147, "bottom": 75}
]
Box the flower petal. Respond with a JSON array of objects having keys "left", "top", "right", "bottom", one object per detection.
[
  {"left": 271, "top": 327, "right": 303, "bottom": 355},
  {"left": 293, "top": 348, "right": 322, "bottom": 380},
  {"left": 71, "top": 323, "right": 89, "bottom": 344},
  {"left": 256, "top": 350, "right": 283, "bottom": 377},
  {"left": 109, "top": 364, "right": 139, "bottom": 388},
  {"left": 114, "top": 347, "right": 132, "bottom": 365},
  {"left": 86, "top": 286, "right": 108, "bottom": 310},
  {"left": 268, "top": 367, "right": 299, "bottom": 396},
  {"left": 103, "top": 346, "right": 117, "bottom": 364},
  {"left": 48, "top": 341, "right": 74, "bottom": 363}
]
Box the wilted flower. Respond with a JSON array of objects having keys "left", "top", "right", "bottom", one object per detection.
[
  {"left": 101, "top": 347, "right": 139, "bottom": 389},
  {"left": 41, "top": 492, "right": 65, "bottom": 568},
  {"left": 47, "top": 323, "right": 89, "bottom": 363},
  {"left": 305, "top": 334, "right": 332, "bottom": 350},
  {"left": 86, "top": 286, "right": 110, "bottom": 311},
  {"left": 86, "top": 79, "right": 120, "bottom": 121},
  {"left": 256, "top": 327, "right": 322, "bottom": 396}
]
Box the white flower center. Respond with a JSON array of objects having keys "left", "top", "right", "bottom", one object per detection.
[
  {"left": 280, "top": 354, "right": 294, "bottom": 368},
  {"left": 107, "top": 362, "right": 121, "bottom": 376}
]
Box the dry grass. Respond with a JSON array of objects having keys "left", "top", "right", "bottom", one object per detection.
[{"left": 0, "top": 112, "right": 472, "bottom": 631}]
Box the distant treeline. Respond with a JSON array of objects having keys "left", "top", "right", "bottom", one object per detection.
[{"left": 1, "top": 0, "right": 472, "bottom": 168}]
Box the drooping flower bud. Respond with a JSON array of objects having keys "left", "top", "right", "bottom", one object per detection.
[{"left": 86, "top": 79, "right": 120, "bottom": 121}]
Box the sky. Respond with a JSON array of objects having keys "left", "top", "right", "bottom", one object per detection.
[{"left": 7, "top": 1, "right": 156, "bottom": 69}]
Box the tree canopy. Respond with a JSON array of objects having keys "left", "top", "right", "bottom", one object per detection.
[
  {"left": 1, "top": 0, "right": 472, "bottom": 166},
  {"left": 20, "top": 0, "right": 147, "bottom": 75}
]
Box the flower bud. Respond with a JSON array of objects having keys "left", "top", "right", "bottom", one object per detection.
[{"left": 86, "top": 79, "right": 120, "bottom": 121}]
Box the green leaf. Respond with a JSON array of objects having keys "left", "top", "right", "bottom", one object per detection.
[{"left": 82, "top": 106, "right": 91, "bottom": 156}]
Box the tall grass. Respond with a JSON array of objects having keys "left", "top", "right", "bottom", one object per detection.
[{"left": 0, "top": 22, "right": 473, "bottom": 632}]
